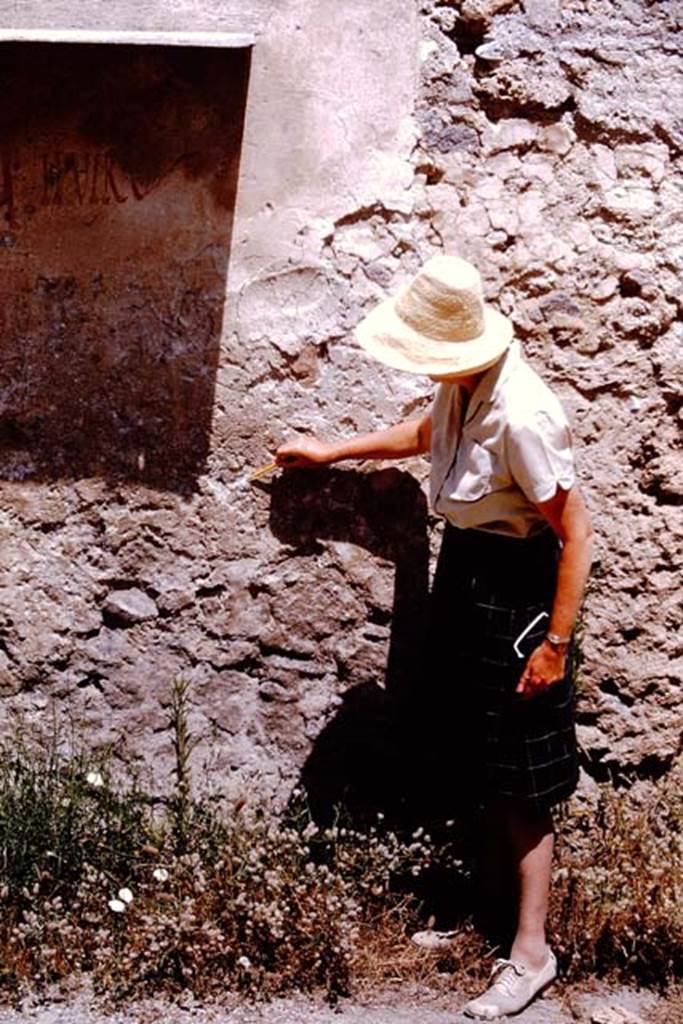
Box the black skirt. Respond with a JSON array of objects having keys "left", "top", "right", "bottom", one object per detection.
[{"left": 424, "top": 522, "right": 579, "bottom": 813}]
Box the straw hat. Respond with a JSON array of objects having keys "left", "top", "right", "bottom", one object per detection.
[{"left": 354, "top": 254, "right": 514, "bottom": 376}]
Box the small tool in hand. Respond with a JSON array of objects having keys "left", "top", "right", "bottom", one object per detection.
[
  {"left": 249, "top": 460, "right": 278, "bottom": 481},
  {"left": 248, "top": 453, "right": 312, "bottom": 482}
]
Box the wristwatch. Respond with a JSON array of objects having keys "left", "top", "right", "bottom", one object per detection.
[{"left": 545, "top": 632, "right": 571, "bottom": 650}]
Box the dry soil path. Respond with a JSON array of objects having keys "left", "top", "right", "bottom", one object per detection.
[{"left": 1, "top": 981, "right": 675, "bottom": 1024}]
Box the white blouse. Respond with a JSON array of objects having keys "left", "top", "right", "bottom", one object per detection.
[{"left": 429, "top": 341, "right": 576, "bottom": 538}]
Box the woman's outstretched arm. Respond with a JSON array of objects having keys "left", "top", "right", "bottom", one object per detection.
[{"left": 275, "top": 411, "right": 432, "bottom": 469}]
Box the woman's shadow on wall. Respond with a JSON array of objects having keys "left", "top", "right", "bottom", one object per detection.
[{"left": 268, "top": 465, "right": 465, "bottom": 834}]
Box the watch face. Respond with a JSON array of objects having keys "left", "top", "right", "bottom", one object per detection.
[{"left": 547, "top": 633, "right": 570, "bottom": 648}]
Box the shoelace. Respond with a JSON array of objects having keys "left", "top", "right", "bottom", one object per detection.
[{"left": 487, "top": 958, "right": 526, "bottom": 995}]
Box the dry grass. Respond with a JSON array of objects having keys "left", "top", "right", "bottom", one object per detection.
[
  {"left": 551, "top": 770, "right": 683, "bottom": 988},
  {"left": 0, "top": 682, "right": 679, "bottom": 1006}
]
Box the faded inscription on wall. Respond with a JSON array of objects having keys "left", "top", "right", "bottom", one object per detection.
[
  {"left": 1, "top": 148, "right": 187, "bottom": 226},
  {"left": 40, "top": 150, "right": 187, "bottom": 206},
  {"left": 0, "top": 43, "right": 250, "bottom": 488}
]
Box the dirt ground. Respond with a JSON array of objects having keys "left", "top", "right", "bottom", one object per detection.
[{"left": 2, "top": 980, "right": 680, "bottom": 1024}]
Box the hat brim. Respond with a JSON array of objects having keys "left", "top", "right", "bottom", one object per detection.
[{"left": 354, "top": 286, "right": 514, "bottom": 376}]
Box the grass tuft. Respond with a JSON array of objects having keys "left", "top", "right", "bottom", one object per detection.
[{"left": 0, "top": 681, "right": 678, "bottom": 1005}]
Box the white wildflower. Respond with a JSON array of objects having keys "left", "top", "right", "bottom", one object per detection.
[
  {"left": 237, "top": 955, "right": 252, "bottom": 969},
  {"left": 302, "top": 822, "right": 318, "bottom": 840},
  {"left": 153, "top": 867, "right": 169, "bottom": 883},
  {"left": 118, "top": 887, "right": 133, "bottom": 904},
  {"left": 108, "top": 898, "right": 126, "bottom": 913},
  {"left": 86, "top": 770, "right": 104, "bottom": 787}
]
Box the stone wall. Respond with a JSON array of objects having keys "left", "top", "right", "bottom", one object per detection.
[{"left": 0, "top": 0, "right": 679, "bottom": 813}]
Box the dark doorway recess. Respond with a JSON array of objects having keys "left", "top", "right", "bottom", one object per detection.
[{"left": 0, "top": 42, "right": 250, "bottom": 491}]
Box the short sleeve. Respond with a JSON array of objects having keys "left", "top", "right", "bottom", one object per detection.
[
  {"left": 429, "top": 381, "right": 460, "bottom": 481},
  {"left": 506, "top": 409, "right": 576, "bottom": 504}
]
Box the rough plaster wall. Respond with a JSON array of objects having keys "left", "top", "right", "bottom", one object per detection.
[
  {"left": 0, "top": 0, "right": 270, "bottom": 34},
  {"left": 412, "top": 0, "right": 682, "bottom": 788},
  {"left": 0, "top": 0, "right": 680, "bottom": 814}
]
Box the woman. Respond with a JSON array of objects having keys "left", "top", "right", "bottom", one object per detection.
[{"left": 275, "top": 255, "right": 594, "bottom": 1020}]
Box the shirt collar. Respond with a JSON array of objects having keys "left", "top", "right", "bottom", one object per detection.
[{"left": 465, "top": 339, "right": 521, "bottom": 424}]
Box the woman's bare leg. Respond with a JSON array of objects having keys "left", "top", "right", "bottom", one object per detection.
[{"left": 500, "top": 802, "right": 554, "bottom": 970}]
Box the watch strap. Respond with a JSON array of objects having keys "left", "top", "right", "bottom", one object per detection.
[{"left": 546, "top": 631, "right": 571, "bottom": 649}]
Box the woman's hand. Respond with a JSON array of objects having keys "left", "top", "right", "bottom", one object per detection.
[
  {"left": 516, "top": 639, "right": 567, "bottom": 700},
  {"left": 275, "top": 414, "right": 432, "bottom": 470},
  {"left": 275, "top": 436, "right": 334, "bottom": 469}
]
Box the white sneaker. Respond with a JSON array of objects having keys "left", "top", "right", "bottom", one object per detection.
[
  {"left": 410, "top": 928, "right": 460, "bottom": 950},
  {"left": 462, "top": 949, "right": 557, "bottom": 1019}
]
